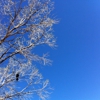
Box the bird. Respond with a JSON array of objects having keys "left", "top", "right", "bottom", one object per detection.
[{"left": 16, "top": 73, "right": 19, "bottom": 81}]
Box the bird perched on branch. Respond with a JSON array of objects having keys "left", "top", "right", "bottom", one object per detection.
[{"left": 16, "top": 73, "right": 19, "bottom": 81}]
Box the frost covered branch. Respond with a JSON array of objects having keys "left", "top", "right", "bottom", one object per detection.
[{"left": 0, "top": 0, "right": 57, "bottom": 100}]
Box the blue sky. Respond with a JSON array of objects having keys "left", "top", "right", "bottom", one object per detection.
[{"left": 40, "top": 0, "right": 100, "bottom": 100}]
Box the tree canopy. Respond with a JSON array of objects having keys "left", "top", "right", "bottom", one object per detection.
[{"left": 0, "top": 0, "right": 57, "bottom": 100}]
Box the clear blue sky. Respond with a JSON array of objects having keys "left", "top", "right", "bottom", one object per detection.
[{"left": 40, "top": 0, "right": 100, "bottom": 100}]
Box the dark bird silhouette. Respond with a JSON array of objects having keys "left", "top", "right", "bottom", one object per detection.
[{"left": 16, "top": 73, "right": 19, "bottom": 81}]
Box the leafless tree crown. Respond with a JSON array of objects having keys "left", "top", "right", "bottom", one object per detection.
[{"left": 0, "top": 0, "right": 57, "bottom": 100}]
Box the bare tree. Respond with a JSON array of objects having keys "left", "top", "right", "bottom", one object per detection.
[{"left": 0, "top": 0, "right": 57, "bottom": 100}]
